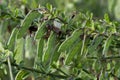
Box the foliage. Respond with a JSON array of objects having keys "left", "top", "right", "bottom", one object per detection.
[{"left": 0, "top": 0, "right": 120, "bottom": 80}]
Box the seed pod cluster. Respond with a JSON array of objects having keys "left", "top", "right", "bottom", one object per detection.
[
  {"left": 28, "top": 25, "right": 38, "bottom": 37},
  {"left": 29, "top": 25, "right": 38, "bottom": 33},
  {"left": 44, "top": 24, "right": 62, "bottom": 39}
]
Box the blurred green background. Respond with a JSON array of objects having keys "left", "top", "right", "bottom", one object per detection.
[
  {"left": 1, "top": 0, "right": 120, "bottom": 44},
  {"left": 0, "top": 0, "right": 120, "bottom": 79},
  {"left": 1, "top": 0, "right": 120, "bottom": 20}
]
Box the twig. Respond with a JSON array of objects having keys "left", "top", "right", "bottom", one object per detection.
[{"left": 87, "top": 56, "right": 120, "bottom": 60}]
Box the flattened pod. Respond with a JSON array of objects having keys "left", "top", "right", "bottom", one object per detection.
[
  {"left": 58, "top": 29, "right": 82, "bottom": 52},
  {"left": 42, "top": 32, "right": 56, "bottom": 65},
  {"left": 88, "top": 36, "right": 103, "bottom": 54},
  {"left": 17, "top": 10, "right": 40, "bottom": 39},
  {"left": 37, "top": 38, "right": 44, "bottom": 62},
  {"left": 65, "top": 39, "right": 82, "bottom": 64},
  {"left": 35, "top": 21, "right": 47, "bottom": 39},
  {"left": 14, "top": 38, "right": 24, "bottom": 64}
]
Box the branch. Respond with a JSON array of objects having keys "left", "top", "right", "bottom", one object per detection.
[
  {"left": 3, "top": 61, "right": 68, "bottom": 79},
  {"left": 87, "top": 56, "right": 120, "bottom": 60}
]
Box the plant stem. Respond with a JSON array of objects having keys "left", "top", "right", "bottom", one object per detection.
[{"left": 7, "top": 57, "right": 14, "bottom": 80}]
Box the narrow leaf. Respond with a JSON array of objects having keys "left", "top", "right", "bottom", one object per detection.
[{"left": 7, "top": 28, "right": 18, "bottom": 50}]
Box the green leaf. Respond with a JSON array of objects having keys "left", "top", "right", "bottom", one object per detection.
[
  {"left": 35, "top": 21, "right": 47, "bottom": 39},
  {"left": 0, "top": 43, "right": 10, "bottom": 62},
  {"left": 7, "top": 28, "right": 18, "bottom": 51},
  {"left": 15, "top": 70, "right": 29, "bottom": 80},
  {"left": 42, "top": 32, "right": 56, "bottom": 65},
  {"left": 65, "top": 39, "right": 82, "bottom": 64},
  {"left": 58, "top": 29, "right": 82, "bottom": 52},
  {"left": 46, "top": 3, "right": 53, "bottom": 12},
  {"left": 102, "top": 35, "right": 113, "bottom": 56},
  {"left": 104, "top": 13, "right": 110, "bottom": 22},
  {"left": 17, "top": 10, "right": 40, "bottom": 39}
]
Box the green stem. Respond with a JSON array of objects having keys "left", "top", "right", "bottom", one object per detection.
[{"left": 81, "top": 34, "right": 86, "bottom": 55}]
